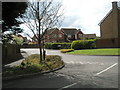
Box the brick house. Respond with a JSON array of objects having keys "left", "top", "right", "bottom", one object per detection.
[
  {"left": 44, "top": 28, "right": 83, "bottom": 42},
  {"left": 60, "top": 28, "right": 84, "bottom": 42},
  {"left": 96, "top": 2, "right": 120, "bottom": 48},
  {"left": 32, "top": 28, "right": 96, "bottom": 43},
  {"left": 83, "top": 34, "right": 96, "bottom": 40},
  {"left": 44, "top": 28, "right": 65, "bottom": 43}
]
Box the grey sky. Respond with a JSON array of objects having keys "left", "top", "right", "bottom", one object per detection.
[
  {"left": 1, "top": 0, "right": 120, "bottom": 37},
  {"left": 61, "top": 0, "right": 120, "bottom": 36}
]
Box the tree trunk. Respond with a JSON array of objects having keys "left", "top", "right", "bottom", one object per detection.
[
  {"left": 38, "top": 2, "right": 43, "bottom": 63},
  {"left": 39, "top": 39, "right": 43, "bottom": 63}
]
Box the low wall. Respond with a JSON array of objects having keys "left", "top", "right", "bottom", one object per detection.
[
  {"left": 21, "top": 44, "right": 40, "bottom": 48},
  {"left": 96, "top": 38, "right": 120, "bottom": 48},
  {"left": 2, "top": 44, "right": 23, "bottom": 65}
]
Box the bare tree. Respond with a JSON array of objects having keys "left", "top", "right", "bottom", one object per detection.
[{"left": 19, "top": 0, "right": 64, "bottom": 63}]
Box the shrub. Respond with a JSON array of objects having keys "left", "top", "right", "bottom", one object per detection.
[
  {"left": 71, "top": 39, "right": 96, "bottom": 50},
  {"left": 60, "top": 49, "right": 74, "bottom": 53},
  {"left": 21, "top": 54, "right": 62, "bottom": 67},
  {"left": 45, "top": 43, "right": 71, "bottom": 49},
  {"left": 45, "top": 55, "right": 62, "bottom": 61},
  {"left": 3, "top": 54, "right": 64, "bottom": 77}
]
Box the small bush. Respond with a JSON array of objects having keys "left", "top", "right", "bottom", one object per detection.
[
  {"left": 21, "top": 54, "right": 62, "bottom": 66},
  {"left": 71, "top": 39, "right": 96, "bottom": 50},
  {"left": 45, "top": 55, "right": 62, "bottom": 61},
  {"left": 45, "top": 43, "right": 71, "bottom": 49},
  {"left": 60, "top": 49, "right": 74, "bottom": 53}
]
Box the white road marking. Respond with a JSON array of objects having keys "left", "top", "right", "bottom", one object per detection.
[
  {"left": 70, "top": 61, "right": 74, "bottom": 64},
  {"left": 65, "top": 61, "right": 104, "bottom": 65},
  {"left": 58, "top": 63, "right": 118, "bottom": 89},
  {"left": 59, "top": 74, "right": 75, "bottom": 80},
  {"left": 78, "top": 62, "right": 84, "bottom": 64},
  {"left": 95, "top": 63, "right": 118, "bottom": 76},
  {"left": 58, "top": 81, "right": 79, "bottom": 90}
]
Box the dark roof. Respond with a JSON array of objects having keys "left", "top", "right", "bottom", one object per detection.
[
  {"left": 61, "top": 28, "right": 83, "bottom": 35},
  {"left": 45, "top": 28, "right": 59, "bottom": 35}
]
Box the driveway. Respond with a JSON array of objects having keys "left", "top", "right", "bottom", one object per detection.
[{"left": 3, "top": 49, "right": 118, "bottom": 89}]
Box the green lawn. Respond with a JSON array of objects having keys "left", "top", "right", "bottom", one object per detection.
[{"left": 68, "top": 48, "right": 120, "bottom": 55}]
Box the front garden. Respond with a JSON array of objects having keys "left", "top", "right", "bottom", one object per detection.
[{"left": 3, "top": 54, "right": 64, "bottom": 78}]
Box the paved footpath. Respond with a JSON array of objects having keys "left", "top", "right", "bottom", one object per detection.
[{"left": 2, "top": 49, "right": 118, "bottom": 89}]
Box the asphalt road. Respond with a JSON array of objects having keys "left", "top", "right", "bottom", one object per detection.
[{"left": 3, "top": 49, "right": 118, "bottom": 89}]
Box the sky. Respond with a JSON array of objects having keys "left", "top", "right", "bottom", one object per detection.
[
  {"left": 20, "top": 0, "right": 120, "bottom": 38},
  {"left": 60, "top": 0, "right": 120, "bottom": 36}
]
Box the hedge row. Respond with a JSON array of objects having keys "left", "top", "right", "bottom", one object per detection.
[
  {"left": 45, "top": 39, "right": 96, "bottom": 50},
  {"left": 71, "top": 39, "right": 96, "bottom": 50},
  {"left": 45, "top": 43, "right": 71, "bottom": 49}
]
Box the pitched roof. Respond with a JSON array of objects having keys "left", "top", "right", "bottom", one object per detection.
[
  {"left": 98, "top": 10, "right": 112, "bottom": 25},
  {"left": 45, "top": 28, "right": 59, "bottom": 35},
  {"left": 99, "top": 2, "right": 120, "bottom": 25},
  {"left": 61, "top": 28, "right": 82, "bottom": 35}
]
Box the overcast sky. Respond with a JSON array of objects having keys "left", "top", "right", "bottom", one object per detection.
[
  {"left": 19, "top": 0, "right": 120, "bottom": 37},
  {"left": 61, "top": 0, "right": 120, "bottom": 36}
]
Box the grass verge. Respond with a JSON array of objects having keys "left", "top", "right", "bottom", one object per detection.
[
  {"left": 68, "top": 48, "right": 120, "bottom": 55},
  {"left": 3, "top": 54, "right": 64, "bottom": 78}
]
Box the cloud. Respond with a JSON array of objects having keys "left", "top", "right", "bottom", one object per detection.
[
  {"left": 61, "top": 0, "right": 120, "bottom": 36},
  {"left": 19, "top": 0, "right": 120, "bottom": 37},
  {"left": 1, "top": 0, "right": 28, "bottom": 2}
]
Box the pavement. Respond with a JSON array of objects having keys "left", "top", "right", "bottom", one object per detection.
[{"left": 2, "top": 48, "right": 119, "bottom": 89}]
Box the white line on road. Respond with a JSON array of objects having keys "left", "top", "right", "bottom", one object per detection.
[
  {"left": 95, "top": 63, "right": 118, "bottom": 76},
  {"left": 57, "top": 81, "right": 80, "bottom": 90},
  {"left": 58, "top": 63, "right": 118, "bottom": 89},
  {"left": 57, "top": 63, "right": 118, "bottom": 90}
]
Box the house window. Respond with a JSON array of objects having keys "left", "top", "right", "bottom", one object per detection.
[
  {"left": 75, "top": 35, "right": 77, "bottom": 39},
  {"left": 68, "top": 35, "right": 71, "bottom": 38},
  {"left": 79, "top": 34, "right": 83, "bottom": 38},
  {"left": 59, "top": 34, "right": 62, "bottom": 38},
  {"left": 54, "top": 34, "right": 57, "bottom": 38},
  {"left": 51, "top": 34, "right": 56, "bottom": 38}
]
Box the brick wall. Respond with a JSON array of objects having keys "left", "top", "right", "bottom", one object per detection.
[
  {"left": 100, "top": 2, "right": 119, "bottom": 39},
  {"left": 2, "top": 44, "right": 23, "bottom": 64},
  {"left": 96, "top": 38, "right": 120, "bottom": 48}
]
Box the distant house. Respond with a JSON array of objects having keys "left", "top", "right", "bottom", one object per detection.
[
  {"left": 83, "top": 34, "right": 96, "bottom": 40},
  {"left": 44, "top": 28, "right": 64, "bottom": 43},
  {"left": 32, "top": 28, "right": 96, "bottom": 43},
  {"left": 60, "top": 28, "right": 84, "bottom": 42},
  {"left": 32, "top": 28, "right": 63, "bottom": 43},
  {"left": 96, "top": 2, "right": 120, "bottom": 48}
]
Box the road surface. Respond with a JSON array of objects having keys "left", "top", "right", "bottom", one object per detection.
[{"left": 3, "top": 49, "right": 118, "bottom": 89}]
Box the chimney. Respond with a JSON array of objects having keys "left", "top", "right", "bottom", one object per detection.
[
  {"left": 112, "top": 1, "right": 119, "bottom": 38},
  {"left": 112, "top": 1, "right": 118, "bottom": 10}
]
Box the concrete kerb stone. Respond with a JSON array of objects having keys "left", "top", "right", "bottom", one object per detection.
[
  {"left": 65, "top": 53, "right": 120, "bottom": 56},
  {"left": 2, "top": 62, "right": 65, "bottom": 81}
]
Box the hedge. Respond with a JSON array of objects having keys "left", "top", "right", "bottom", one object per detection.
[
  {"left": 45, "top": 43, "right": 71, "bottom": 49},
  {"left": 60, "top": 49, "right": 74, "bottom": 53},
  {"left": 71, "top": 39, "right": 96, "bottom": 50}
]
